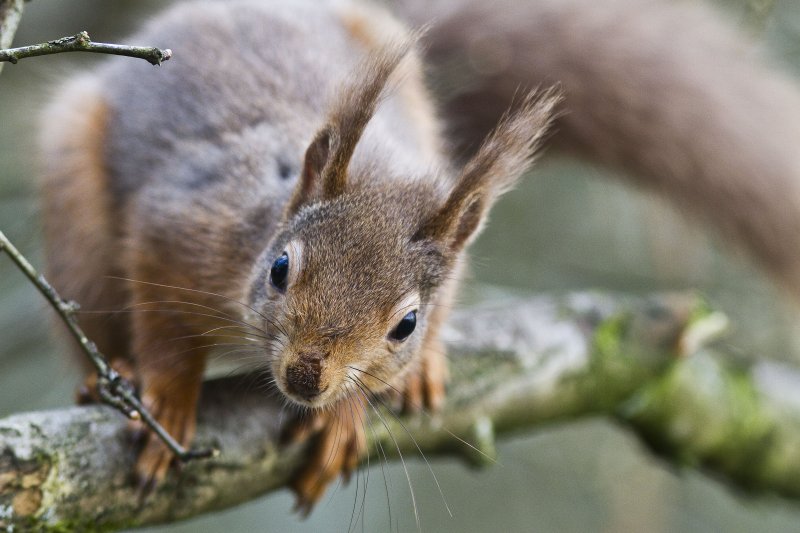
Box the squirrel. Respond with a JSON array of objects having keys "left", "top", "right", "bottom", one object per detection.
[{"left": 38, "top": 0, "right": 800, "bottom": 513}]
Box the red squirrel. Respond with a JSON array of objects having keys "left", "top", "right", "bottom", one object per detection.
[{"left": 39, "top": 0, "right": 800, "bottom": 512}]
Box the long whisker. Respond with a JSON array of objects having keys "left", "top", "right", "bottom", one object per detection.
[
  {"left": 166, "top": 332, "right": 268, "bottom": 345},
  {"left": 152, "top": 341, "right": 263, "bottom": 360},
  {"left": 349, "top": 392, "right": 374, "bottom": 533},
  {"left": 348, "top": 365, "right": 497, "bottom": 465},
  {"left": 350, "top": 378, "right": 420, "bottom": 533},
  {"left": 352, "top": 387, "right": 394, "bottom": 533},
  {"left": 193, "top": 323, "right": 271, "bottom": 340},
  {"left": 352, "top": 374, "right": 452, "bottom": 519},
  {"left": 107, "top": 275, "right": 272, "bottom": 324},
  {"left": 345, "top": 395, "right": 362, "bottom": 533},
  {"left": 127, "top": 299, "right": 264, "bottom": 331},
  {"left": 77, "top": 307, "right": 266, "bottom": 335},
  {"left": 310, "top": 407, "right": 345, "bottom": 503},
  {"left": 344, "top": 394, "right": 371, "bottom": 533},
  {"left": 83, "top": 296, "right": 268, "bottom": 335}
]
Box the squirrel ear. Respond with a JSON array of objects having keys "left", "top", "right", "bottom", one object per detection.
[
  {"left": 284, "top": 126, "right": 336, "bottom": 217},
  {"left": 416, "top": 88, "right": 562, "bottom": 252},
  {"left": 284, "top": 39, "right": 415, "bottom": 218}
]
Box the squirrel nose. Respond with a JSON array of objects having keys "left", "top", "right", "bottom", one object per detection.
[{"left": 286, "top": 352, "right": 326, "bottom": 400}]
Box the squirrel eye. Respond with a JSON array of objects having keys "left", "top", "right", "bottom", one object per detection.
[
  {"left": 389, "top": 310, "right": 417, "bottom": 342},
  {"left": 270, "top": 252, "right": 289, "bottom": 292}
]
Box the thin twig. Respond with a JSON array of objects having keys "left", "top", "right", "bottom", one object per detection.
[
  {"left": 0, "top": 0, "right": 26, "bottom": 75},
  {"left": 0, "top": 30, "right": 172, "bottom": 65},
  {"left": 0, "top": 230, "right": 213, "bottom": 462}
]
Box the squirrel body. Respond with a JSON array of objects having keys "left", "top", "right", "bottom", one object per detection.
[
  {"left": 39, "top": 0, "right": 800, "bottom": 512},
  {"left": 40, "top": 0, "right": 556, "bottom": 506}
]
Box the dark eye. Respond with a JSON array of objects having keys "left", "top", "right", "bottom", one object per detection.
[
  {"left": 389, "top": 310, "right": 417, "bottom": 342},
  {"left": 270, "top": 252, "right": 289, "bottom": 292}
]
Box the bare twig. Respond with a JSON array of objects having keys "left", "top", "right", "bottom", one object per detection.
[
  {"left": 0, "top": 230, "right": 212, "bottom": 462},
  {"left": 0, "top": 0, "right": 25, "bottom": 75},
  {"left": 0, "top": 30, "right": 172, "bottom": 65}
]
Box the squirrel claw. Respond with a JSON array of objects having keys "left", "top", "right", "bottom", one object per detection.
[
  {"left": 402, "top": 342, "right": 448, "bottom": 414},
  {"left": 129, "top": 391, "right": 196, "bottom": 497}
]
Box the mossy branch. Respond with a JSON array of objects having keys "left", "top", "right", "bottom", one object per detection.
[{"left": 2, "top": 291, "right": 799, "bottom": 531}]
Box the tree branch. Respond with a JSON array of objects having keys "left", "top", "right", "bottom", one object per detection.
[
  {"left": 0, "top": 0, "right": 25, "bottom": 75},
  {"left": 2, "top": 291, "right": 797, "bottom": 530},
  {"left": 0, "top": 31, "right": 171, "bottom": 66}
]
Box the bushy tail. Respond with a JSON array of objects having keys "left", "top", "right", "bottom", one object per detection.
[{"left": 395, "top": 0, "right": 800, "bottom": 297}]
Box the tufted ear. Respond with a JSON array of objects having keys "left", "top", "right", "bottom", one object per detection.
[
  {"left": 415, "top": 88, "right": 562, "bottom": 252},
  {"left": 284, "top": 126, "right": 334, "bottom": 217},
  {"left": 284, "top": 39, "right": 415, "bottom": 218}
]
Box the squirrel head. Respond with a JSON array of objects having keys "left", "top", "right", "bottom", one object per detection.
[{"left": 247, "top": 40, "right": 560, "bottom": 408}]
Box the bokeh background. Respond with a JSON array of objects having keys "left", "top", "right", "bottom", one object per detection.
[{"left": 3, "top": 0, "right": 800, "bottom": 531}]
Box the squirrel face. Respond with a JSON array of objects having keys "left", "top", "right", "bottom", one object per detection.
[
  {"left": 250, "top": 185, "right": 448, "bottom": 407},
  {"left": 244, "top": 42, "right": 558, "bottom": 410}
]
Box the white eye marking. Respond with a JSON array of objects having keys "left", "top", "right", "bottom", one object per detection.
[
  {"left": 388, "top": 292, "right": 420, "bottom": 336},
  {"left": 268, "top": 240, "right": 304, "bottom": 294},
  {"left": 286, "top": 240, "right": 303, "bottom": 285}
]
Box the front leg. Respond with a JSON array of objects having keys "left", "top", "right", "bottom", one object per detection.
[
  {"left": 402, "top": 335, "right": 448, "bottom": 413},
  {"left": 285, "top": 399, "right": 368, "bottom": 516},
  {"left": 130, "top": 309, "right": 208, "bottom": 490}
]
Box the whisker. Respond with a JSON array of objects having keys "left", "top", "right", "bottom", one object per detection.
[
  {"left": 343, "top": 394, "right": 371, "bottom": 533},
  {"left": 349, "top": 392, "right": 373, "bottom": 533},
  {"left": 129, "top": 299, "right": 265, "bottom": 331},
  {"left": 352, "top": 374, "right": 452, "bottom": 519},
  {"left": 348, "top": 365, "right": 497, "bottom": 466},
  {"left": 77, "top": 307, "right": 265, "bottom": 335},
  {"left": 353, "top": 387, "right": 395, "bottom": 533},
  {"left": 351, "top": 378, "right": 420, "bottom": 533},
  {"left": 311, "top": 408, "right": 345, "bottom": 502},
  {"left": 107, "top": 275, "right": 272, "bottom": 324},
  {"left": 190, "top": 323, "right": 272, "bottom": 340},
  {"left": 166, "top": 332, "right": 267, "bottom": 345},
  {"left": 143, "top": 342, "right": 263, "bottom": 364},
  {"left": 84, "top": 296, "right": 268, "bottom": 335}
]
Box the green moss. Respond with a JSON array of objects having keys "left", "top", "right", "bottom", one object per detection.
[
  {"left": 686, "top": 294, "right": 713, "bottom": 325},
  {"left": 588, "top": 312, "right": 651, "bottom": 410},
  {"left": 619, "top": 350, "right": 782, "bottom": 490}
]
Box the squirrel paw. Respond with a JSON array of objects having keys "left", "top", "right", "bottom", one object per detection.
[
  {"left": 402, "top": 341, "right": 448, "bottom": 414},
  {"left": 284, "top": 400, "right": 367, "bottom": 516},
  {"left": 75, "top": 359, "right": 137, "bottom": 405},
  {"left": 130, "top": 391, "right": 197, "bottom": 495}
]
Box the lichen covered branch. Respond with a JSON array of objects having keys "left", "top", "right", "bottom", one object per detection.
[
  {"left": 0, "top": 31, "right": 171, "bottom": 66},
  {"left": 3, "top": 292, "right": 799, "bottom": 531}
]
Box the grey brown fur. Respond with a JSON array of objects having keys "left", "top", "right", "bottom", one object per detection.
[
  {"left": 38, "top": 0, "right": 800, "bottom": 514},
  {"left": 38, "top": 0, "right": 557, "bottom": 509},
  {"left": 398, "top": 0, "right": 800, "bottom": 298}
]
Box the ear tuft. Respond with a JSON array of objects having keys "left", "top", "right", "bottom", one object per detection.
[
  {"left": 285, "top": 127, "right": 336, "bottom": 217},
  {"left": 321, "top": 37, "right": 416, "bottom": 198},
  {"left": 284, "top": 36, "right": 419, "bottom": 219},
  {"left": 416, "top": 87, "right": 563, "bottom": 251}
]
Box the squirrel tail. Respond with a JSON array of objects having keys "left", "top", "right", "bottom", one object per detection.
[{"left": 396, "top": 0, "right": 800, "bottom": 297}]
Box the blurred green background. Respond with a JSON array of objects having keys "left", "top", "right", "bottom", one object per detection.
[{"left": 4, "top": 0, "right": 800, "bottom": 531}]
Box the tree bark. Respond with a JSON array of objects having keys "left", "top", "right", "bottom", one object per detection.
[{"left": 2, "top": 291, "right": 799, "bottom": 531}]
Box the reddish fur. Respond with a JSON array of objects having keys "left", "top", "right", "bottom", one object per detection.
[{"left": 41, "top": 0, "right": 800, "bottom": 515}]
